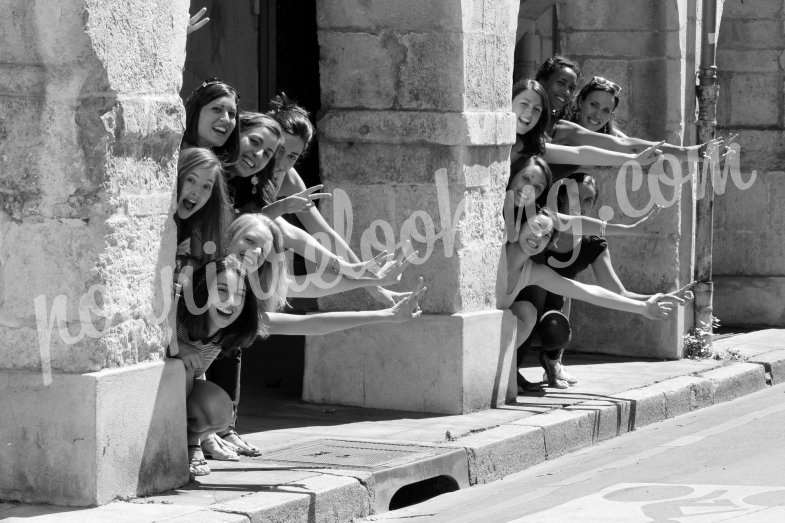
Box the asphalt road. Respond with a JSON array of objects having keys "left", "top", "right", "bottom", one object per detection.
[{"left": 364, "top": 382, "right": 785, "bottom": 523}]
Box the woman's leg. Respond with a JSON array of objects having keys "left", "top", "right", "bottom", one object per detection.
[
  {"left": 510, "top": 300, "right": 541, "bottom": 392},
  {"left": 535, "top": 310, "right": 572, "bottom": 388}
]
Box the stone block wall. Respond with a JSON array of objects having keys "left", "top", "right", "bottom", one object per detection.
[
  {"left": 0, "top": 0, "right": 187, "bottom": 373},
  {"left": 714, "top": 0, "right": 785, "bottom": 326},
  {"left": 0, "top": 0, "right": 190, "bottom": 504},
  {"left": 551, "top": 0, "right": 692, "bottom": 358},
  {"left": 315, "top": 0, "right": 518, "bottom": 314}
]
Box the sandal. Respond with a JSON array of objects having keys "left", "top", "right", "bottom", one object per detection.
[
  {"left": 218, "top": 429, "right": 262, "bottom": 457},
  {"left": 188, "top": 445, "right": 210, "bottom": 476},
  {"left": 201, "top": 432, "right": 240, "bottom": 461},
  {"left": 539, "top": 352, "right": 570, "bottom": 389},
  {"left": 517, "top": 372, "right": 544, "bottom": 394},
  {"left": 542, "top": 364, "right": 578, "bottom": 386}
]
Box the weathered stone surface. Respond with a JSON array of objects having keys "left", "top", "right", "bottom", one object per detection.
[
  {"left": 560, "top": 0, "right": 680, "bottom": 32},
  {"left": 318, "top": 31, "right": 400, "bottom": 110},
  {"left": 318, "top": 110, "right": 515, "bottom": 146},
  {"left": 717, "top": 49, "right": 781, "bottom": 72},
  {"left": 564, "top": 30, "right": 680, "bottom": 59},
  {"left": 0, "top": 361, "right": 187, "bottom": 506},
  {"left": 719, "top": 18, "right": 784, "bottom": 50},
  {"left": 399, "top": 32, "right": 465, "bottom": 111},
  {"left": 714, "top": 276, "right": 785, "bottom": 326},
  {"left": 723, "top": 0, "right": 782, "bottom": 18},
  {"left": 316, "top": 0, "right": 464, "bottom": 32},
  {"left": 303, "top": 311, "right": 517, "bottom": 414},
  {"left": 718, "top": 73, "right": 780, "bottom": 126},
  {"left": 463, "top": 33, "right": 516, "bottom": 111}
]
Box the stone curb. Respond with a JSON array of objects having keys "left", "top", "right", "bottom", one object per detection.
[
  {"left": 453, "top": 359, "right": 774, "bottom": 487},
  {"left": 17, "top": 356, "right": 781, "bottom": 523},
  {"left": 206, "top": 358, "right": 778, "bottom": 522}
]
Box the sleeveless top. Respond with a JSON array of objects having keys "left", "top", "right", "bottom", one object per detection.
[{"left": 495, "top": 245, "right": 535, "bottom": 310}]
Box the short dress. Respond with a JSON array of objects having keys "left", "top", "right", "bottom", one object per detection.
[{"left": 496, "top": 245, "right": 535, "bottom": 310}]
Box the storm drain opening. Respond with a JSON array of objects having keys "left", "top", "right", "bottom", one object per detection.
[{"left": 388, "top": 475, "right": 460, "bottom": 510}]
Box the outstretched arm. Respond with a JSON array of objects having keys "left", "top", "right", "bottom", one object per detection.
[
  {"left": 554, "top": 205, "right": 661, "bottom": 237},
  {"left": 528, "top": 263, "right": 673, "bottom": 319},
  {"left": 276, "top": 217, "right": 383, "bottom": 279},
  {"left": 553, "top": 120, "right": 712, "bottom": 161},
  {"left": 543, "top": 141, "right": 661, "bottom": 167},
  {"left": 261, "top": 278, "right": 427, "bottom": 335},
  {"left": 279, "top": 167, "right": 411, "bottom": 306},
  {"left": 286, "top": 254, "right": 414, "bottom": 298}
]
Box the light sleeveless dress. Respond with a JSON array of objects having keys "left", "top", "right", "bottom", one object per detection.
[{"left": 495, "top": 245, "right": 534, "bottom": 310}]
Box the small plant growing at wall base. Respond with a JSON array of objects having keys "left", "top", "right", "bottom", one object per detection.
[{"left": 682, "top": 315, "right": 721, "bottom": 359}]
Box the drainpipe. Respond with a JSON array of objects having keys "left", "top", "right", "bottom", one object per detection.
[{"left": 693, "top": 0, "right": 720, "bottom": 340}]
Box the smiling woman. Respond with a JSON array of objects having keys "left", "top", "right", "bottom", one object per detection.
[{"left": 183, "top": 79, "right": 242, "bottom": 164}]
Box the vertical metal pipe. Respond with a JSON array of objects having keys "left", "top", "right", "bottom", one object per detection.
[{"left": 694, "top": 0, "right": 719, "bottom": 339}]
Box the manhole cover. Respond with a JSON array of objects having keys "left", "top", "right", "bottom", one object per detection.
[{"left": 260, "top": 439, "right": 446, "bottom": 470}]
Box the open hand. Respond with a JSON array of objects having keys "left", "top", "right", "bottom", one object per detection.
[
  {"left": 389, "top": 277, "right": 427, "bottom": 322},
  {"left": 188, "top": 7, "right": 210, "bottom": 34},
  {"left": 374, "top": 251, "right": 419, "bottom": 286},
  {"left": 643, "top": 293, "right": 677, "bottom": 320}
]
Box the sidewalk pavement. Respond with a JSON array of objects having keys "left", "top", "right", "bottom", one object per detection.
[{"left": 2, "top": 329, "right": 783, "bottom": 523}]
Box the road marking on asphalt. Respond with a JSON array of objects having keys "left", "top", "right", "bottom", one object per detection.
[{"left": 506, "top": 483, "right": 785, "bottom": 522}]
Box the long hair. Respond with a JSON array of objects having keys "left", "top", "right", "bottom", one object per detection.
[
  {"left": 177, "top": 254, "right": 259, "bottom": 351},
  {"left": 226, "top": 214, "right": 289, "bottom": 331},
  {"left": 507, "top": 153, "right": 554, "bottom": 209},
  {"left": 227, "top": 112, "right": 284, "bottom": 211},
  {"left": 176, "top": 147, "right": 234, "bottom": 261},
  {"left": 183, "top": 79, "right": 241, "bottom": 164},
  {"left": 511, "top": 79, "right": 551, "bottom": 156},
  {"left": 569, "top": 76, "right": 621, "bottom": 135},
  {"left": 267, "top": 92, "right": 315, "bottom": 155}
]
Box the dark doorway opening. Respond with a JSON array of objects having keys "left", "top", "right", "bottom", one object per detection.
[{"left": 181, "top": 1, "right": 321, "bottom": 409}]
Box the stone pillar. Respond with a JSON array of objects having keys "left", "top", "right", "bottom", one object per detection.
[
  {"left": 0, "top": 0, "right": 189, "bottom": 505},
  {"left": 304, "top": 0, "right": 520, "bottom": 414},
  {"left": 556, "top": 0, "right": 692, "bottom": 359},
  {"left": 714, "top": 0, "right": 785, "bottom": 327}
]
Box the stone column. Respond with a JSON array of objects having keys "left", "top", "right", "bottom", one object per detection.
[
  {"left": 557, "top": 0, "right": 693, "bottom": 359},
  {"left": 304, "top": 0, "right": 520, "bottom": 414},
  {"left": 0, "top": 0, "right": 189, "bottom": 505}
]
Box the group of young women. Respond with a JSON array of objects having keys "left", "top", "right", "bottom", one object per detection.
[
  {"left": 171, "top": 36, "right": 703, "bottom": 476},
  {"left": 173, "top": 79, "right": 427, "bottom": 476},
  {"left": 500, "top": 55, "right": 699, "bottom": 391}
]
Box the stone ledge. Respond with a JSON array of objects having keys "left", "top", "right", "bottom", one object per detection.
[
  {"left": 700, "top": 362, "right": 768, "bottom": 403},
  {"left": 747, "top": 349, "right": 785, "bottom": 385},
  {"left": 318, "top": 110, "right": 516, "bottom": 146},
  {"left": 511, "top": 409, "right": 596, "bottom": 459}
]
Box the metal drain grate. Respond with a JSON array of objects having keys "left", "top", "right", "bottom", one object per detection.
[{"left": 260, "top": 439, "right": 444, "bottom": 470}]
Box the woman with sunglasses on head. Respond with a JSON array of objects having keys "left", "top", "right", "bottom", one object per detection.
[
  {"left": 182, "top": 78, "right": 241, "bottom": 165},
  {"left": 549, "top": 75, "right": 717, "bottom": 162},
  {"left": 510, "top": 79, "right": 663, "bottom": 170}
]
